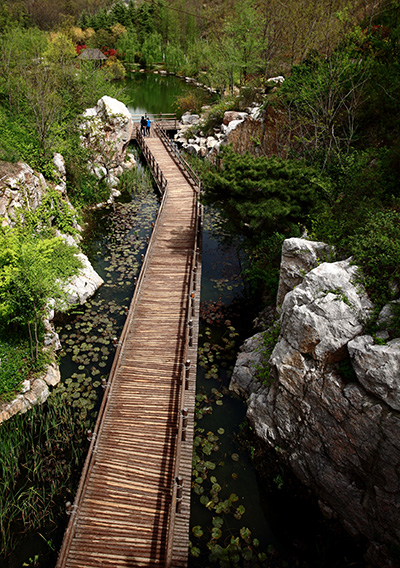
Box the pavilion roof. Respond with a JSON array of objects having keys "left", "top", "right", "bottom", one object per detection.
[{"left": 78, "top": 48, "right": 107, "bottom": 60}]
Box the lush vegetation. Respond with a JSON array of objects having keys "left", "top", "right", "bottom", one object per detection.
[{"left": 199, "top": 1, "right": 400, "bottom": 311}]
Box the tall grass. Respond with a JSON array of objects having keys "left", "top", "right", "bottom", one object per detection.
[{"left": 0, "top": 389, "right": 92, "bottom": 559}]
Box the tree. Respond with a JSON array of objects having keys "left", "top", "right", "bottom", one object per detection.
[
  {"left": 202, "top": 146, "right": 324, "bottom": 241},
  {"left": 0, "top": 229, "right": 82, "bottom": 360},
  {"left": 280, "top": 49, "right": 371, "bottom": 166}
]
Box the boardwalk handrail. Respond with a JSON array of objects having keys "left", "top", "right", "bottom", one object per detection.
[
  {"left": 165, "top": 199, "right": 202, "bottom": 568},
  {"left": 136, "top": 127, "right": 168, "bottom": 195},
  {"left": 131, "top": 112, "right": 177, "bottom": 129},
  {"left": 155, "top": 123, "right": 202, "bottom": 193},
  {"left": 56, "top": 180, "right": 170, "bottom": 568}
]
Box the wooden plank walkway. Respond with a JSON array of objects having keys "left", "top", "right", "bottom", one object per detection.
[{"left": 56, "top": 129, "right": 201, "bottom": 567}]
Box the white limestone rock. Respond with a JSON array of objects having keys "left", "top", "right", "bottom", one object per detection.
[
  {"left": 181, "top": 112, "right": 200, "bottom": 125},
  {"left": 53, "top": 152, "right": 66, "bottom": 180},
  {"left": 230, "top": 332, "right": 264, "bottom": 398},
  {"left": 229, "top": 236, "right": 400, "bottom": 565},
  {"left": 0, "top": 162, "right": 48, "bottom": 227},
  {"left": 43, "top": 361, "right": 61, "bottom": 387},
  {"left": 185, "top": 143, "right": 201, "bottom": 156},
  {"left": 81, "top": 96, "right": 134, "bottom": 173},
  {"left": 65, "top": 253, "right": 104, "bottom": 306},
  {"left": 276, "top": 237, "right": 335, "bottom": 306},
  {"left": 348, "top": 335, "right": 400, "bottom": 411},
  {"left": 281, "top": 260, "right": 374, "bottom": 365}
]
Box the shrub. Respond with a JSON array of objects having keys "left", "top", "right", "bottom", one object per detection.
[{"left": 349, "top": 209, "right": 400, "bottom": 306}]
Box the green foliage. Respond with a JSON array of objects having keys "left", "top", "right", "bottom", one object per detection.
[
  {"left": 201, "top": 98, "right": 238, "bottom": 136},
  {"left": 0, "top": 229, "right": 82, "bottom": 358},
  {"left": 0, "top": 390, "right": 91, "bottom": 558},
  {"left": 117, "top": 164, "right": 154, "bottom": 196},
  {"left": 14, "top": 187, "right": 78, "bottom": 237},
  {"left": 203, "top": 146, "right": 325, "bottom": 242},
  {"left": 256, "top": 320, "right": 281, "bottom": 386},
  {"left": 279, "top": 48, "right": 371, "bottom": 166},
  {"left": 349, "top": 210, "right": 400, "bottom": 306},
  {"left": 164, "top": 43, "right": 185, "bottom": 74},
  {"left": 0, "top": 338, "right": 32, "bottom": 402},
  {"left": 241, "top": 232, "right": 284, "bottom": 300},
  {"left": 175, "top": 91, "right": 207, "bottom": 114}
]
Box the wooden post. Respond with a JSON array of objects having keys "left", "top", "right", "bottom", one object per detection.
[
  {"left": 188, "top": 320, "right": 193, "bottom": 347},
  {"left": 181, "top": 408, "right": 188, "bottom": 441},
  {"left": 185, "top": 359, "right": 190, "bottom": 390},
  {"left": 192, "top": 266, "right": 197, "bottom": 290},
  {"left": 191, "top": 293, "right": 195, "bottom": 317},
  {"left": 176, "top": 476, "right": 183, "bottom": 513}
]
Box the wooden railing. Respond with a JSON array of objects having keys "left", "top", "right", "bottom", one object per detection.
[
  {"left": 136, "top": 128, "right": 168, "bottom": 195},
  {"left": 131, "top": 112, "right": 177, "bottom": 129},
  {"left": 155, "top": 124, "right": 202, "bottom": 193},
  {"left": 165, "top": 191, "right": 202, "bottom": 568}
]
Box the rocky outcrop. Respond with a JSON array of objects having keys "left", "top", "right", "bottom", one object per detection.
[
  {"left": 0, "top": 362, "right": 60, "bottom": 424},
  {"left": 276, "top": 237, "right": 335, "bottom": 306},
  {"left": 0, "top": 162, "right": 50, "bottom": 227},
  {"left": 80, "top": 96, "right": 136, "bottom": 197},
  {"left": 174, "top": 105, "right": 262, "bottom": 161},
  {"left": 0, "top": 161, "right": 104, "bottom": 421},
  {"left": 64, "top": 252, "right": 104, "bottom": 306},
  {"left": 230, "top": 238, "right": 400, "bottom": 566}
]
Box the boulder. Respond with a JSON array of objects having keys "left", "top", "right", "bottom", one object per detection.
[
  {"left": 266, "top": 75, "right": 285, "bottom": 84},
  {"left": 230, "top": 333, "right": 264, "bottom": 398},
  {"left": 181, "top": 112, "right": 200, "bottom": 125},
  {"left": 223, "top": 110, "right": 247, "bottom": 125},
  {"left": 221, "top": 113, "right": 248, "bottom": 136},
  {"left": 276, "top": 237, "right": 335, "bottom": 306},
  {"left": 65, "top": 252, "right": 104, "bottom": 306},
  {"left": 80, "top": 96, "right": 134, "bottom": 181},
  {"left": 185, "top": 143, "right": 201, "bottom": 156},
  {"left": 0, "top": 162, "right": 49, "bottom": 227},
  {"left": 348, "top": 335, "right": 400, "bottom": 411},
  {"left": 280, "top": 259, "right": 373, "bottom": 365}
]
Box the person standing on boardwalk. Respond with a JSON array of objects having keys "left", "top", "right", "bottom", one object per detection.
[
  {"left": 146, "top": 117, "right": 151, "bottom": 136},
  {"left": 140, "top": 116, "right": 146, "bottom": 136}
]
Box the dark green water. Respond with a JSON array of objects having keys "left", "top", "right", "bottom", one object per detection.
[{"left": 125, "top": 72, "right": 213, "bottom": 118}]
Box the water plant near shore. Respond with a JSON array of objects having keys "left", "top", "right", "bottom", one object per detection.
[{"left": 0, "top": 390, "right": 90, "bottom": 561}]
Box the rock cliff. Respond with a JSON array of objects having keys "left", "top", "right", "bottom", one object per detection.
[
  {"left": 230, "top": 238, "right": 400, "bottom": 567},
  {"left": 0, "top": 159, "right": 103, "bottom": 422},
  {"left": 80, "top": 95, "right": 136, "bottom": 197}
]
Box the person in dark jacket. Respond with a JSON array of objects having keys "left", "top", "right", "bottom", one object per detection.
[{"left": 140, "top": 116, "right": 146, "bottom": 136}]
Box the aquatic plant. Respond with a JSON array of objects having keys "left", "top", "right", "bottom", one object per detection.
[{"left": 0, "top": 390, "right": 90, "bottom": 559}]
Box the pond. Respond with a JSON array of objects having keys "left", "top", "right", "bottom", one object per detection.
[{"left": 125, "top": 71, "right": 213, "bottom": 118}]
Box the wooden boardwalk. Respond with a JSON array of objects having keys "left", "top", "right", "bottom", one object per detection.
[{"left": 56, "top": 127, "right": 201, "bottom": 567}]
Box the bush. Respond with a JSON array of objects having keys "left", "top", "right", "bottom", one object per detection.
[{"left": 349, "top": 209, "right": 400, "bottom": 306}]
